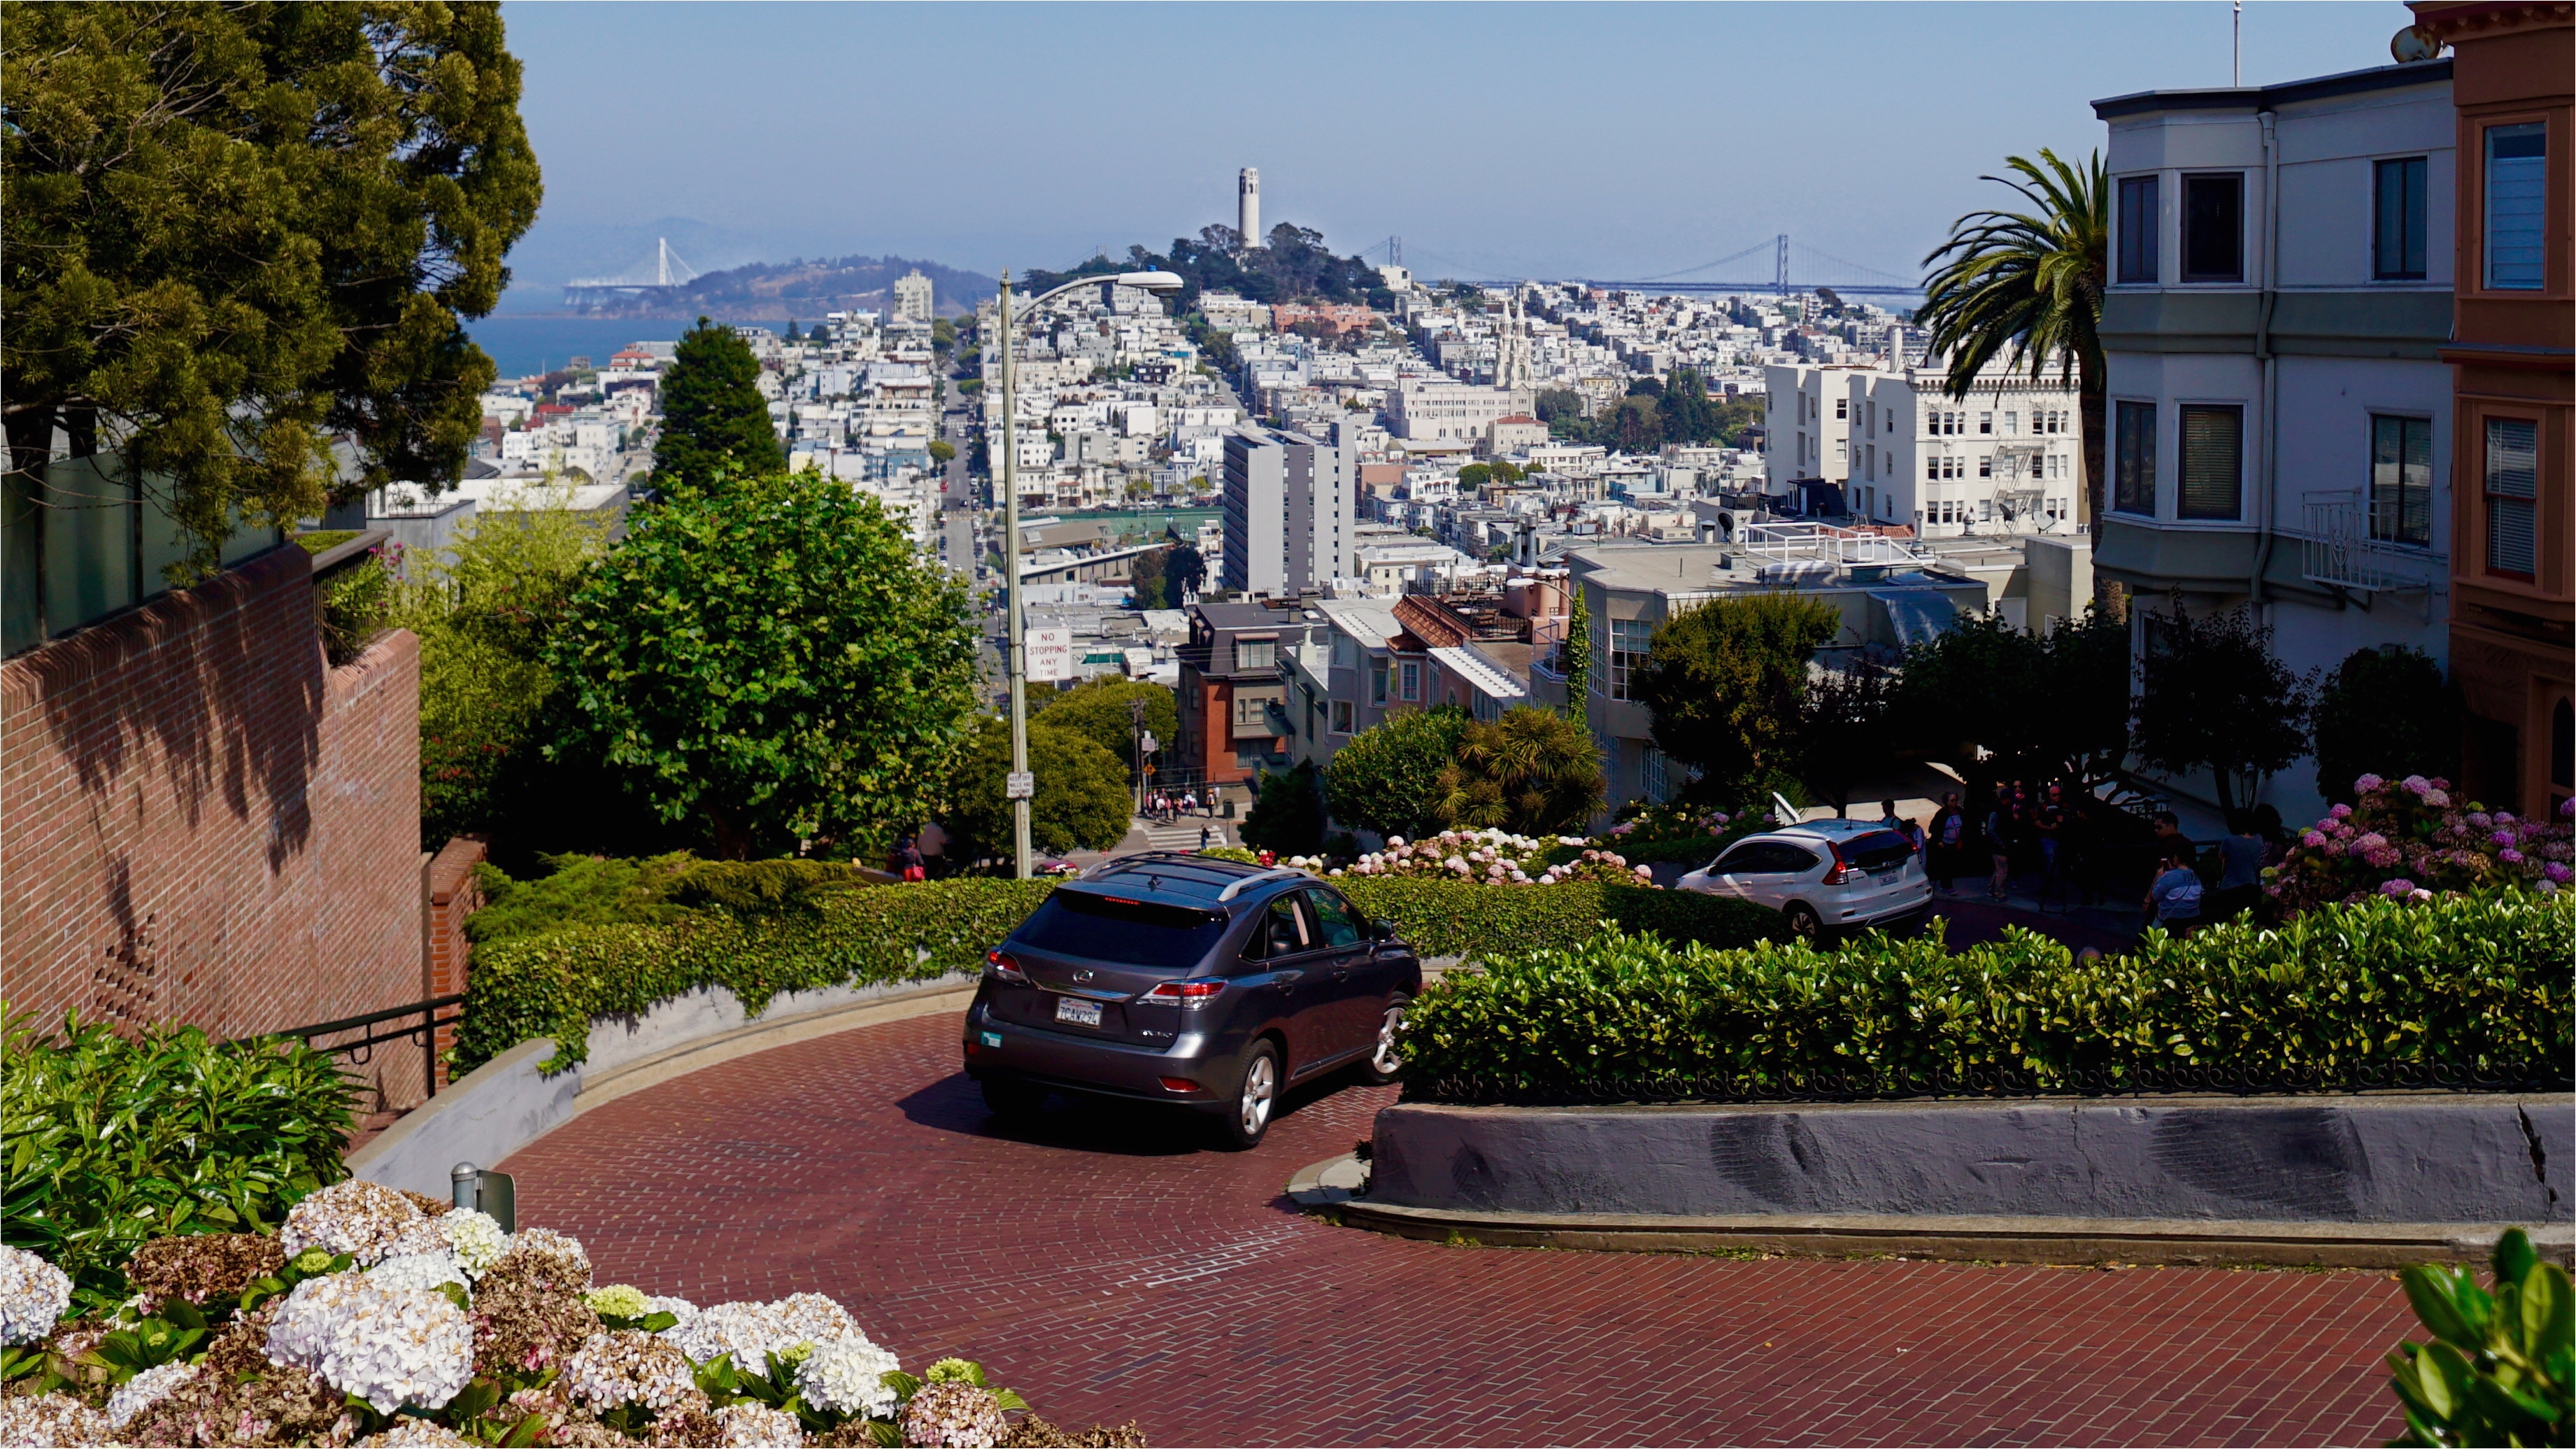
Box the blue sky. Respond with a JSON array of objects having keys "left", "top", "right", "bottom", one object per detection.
[{"left": 495, "top": 1, "right": 2405, "bottom": 308}]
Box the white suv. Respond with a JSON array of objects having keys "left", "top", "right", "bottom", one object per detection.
[{"left": 1676, "top": 819, "right": 1930, "bottom": 940}]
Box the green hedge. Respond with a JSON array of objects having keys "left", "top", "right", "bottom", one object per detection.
[
  {"left": 454, "top": 872, "right": 1785, "bottom": 1073},
  {"left": 455, "top": 879, "right": 1055, "bottom": 1073},
  {"left": 1335, "top": 877, "right": 1783, "bottom": 959},
  {"left": 1405, "top": 890, "right": 2575, "bottom": 1099}
]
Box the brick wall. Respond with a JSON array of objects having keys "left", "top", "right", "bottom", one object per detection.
[
  {"left": 1, "top": 544, "right": 431, "bottom": 1109},
  {"left": 421, "top": 835, "right": 488, "bottom": 1089}
]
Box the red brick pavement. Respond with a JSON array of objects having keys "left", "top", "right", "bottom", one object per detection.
[{"left": 500, "top": 1013, "right": 2419, "bottom": 1447}]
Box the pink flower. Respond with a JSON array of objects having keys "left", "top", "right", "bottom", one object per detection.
[
  {"left": 2466, "top": 812, "right": 2494, "bottom": 830},
  {"left": 2496, "top": 812, "right": 2518, "bottom": 826},
  {"left": 2301, "top": 830, "right": 2328, "bottom": 849},
  {"left": 2493, "top": 830, "right": 2518, "bottom": 847},
  {"left": 2499, "top": 848, "right": 2526, "bottom": 865},
  {"left": 2421, "top": 789, "right": 2451, "bottom": 807},
  {"left": 2329, "top": 803, "right": 2354, "bottom": 820},
  {"left": 2354, "top": 832, "right": 2390, "bottom": 854},
  {"left": 2353, "top": 774, "right": 2385, "bottom": 794},
  {"left": 2401, "top": 775, "right": 2433, "bottom": 796},
  {"left": 2544, "top": 863, "right": 2573, "bottom": 884},
  {"left": 2379, "top": 878, "right": 2418, "bottom": 897}
]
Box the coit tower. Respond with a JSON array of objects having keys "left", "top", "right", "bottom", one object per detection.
[{"left": 1237, "top": 167, "right": 1260, "bottom": 248}]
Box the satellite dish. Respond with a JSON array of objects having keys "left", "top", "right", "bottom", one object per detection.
[{"left": 2390, "top": 24, "right": 2443, "bottom": 62}]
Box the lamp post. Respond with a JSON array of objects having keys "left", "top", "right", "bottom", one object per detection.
[{"left": 997, "top": 268, "right": 1183, "bottom": 877}]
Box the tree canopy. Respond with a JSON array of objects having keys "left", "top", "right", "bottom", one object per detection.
[
  {"left": 1893, "top": 605, "right": 2129, "bottom": 783},
  {"left": 944, "top": 716, "right": 1130, "bottom": 863},
  {"left": 1035, "top": 675, "right": 1176, "bottom": 770},
  {"left": 1635, "top": 595, "right": 1842, "bottom": 795},
  {"left": 1242, "top": 760, "right": 1328, "bottom": 856},
  {"left": 650, "top": 318, "right": 781, "bottom": 497},
  {"left": 2132, "top": 602, "right": 2312, "bottom": 812},
  {"left": 3, "top": 1, "right": 543, "bottom": 573},
  {"left": 1435, "top": 707, "right": 1604, "bottom": 835},
  {"left": 1323, "top": 706, "right": 1470, "bottom": 840},
  {"left": 546, "top": 465, "right": 979, "bottom": 857},
  {"left": 2311, "top": 645, "right": 2458, "bottom": 805}
]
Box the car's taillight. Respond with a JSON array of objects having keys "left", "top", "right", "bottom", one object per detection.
[
  {"left": 1821, "top": 846, "right": 1852, "bottom": 885},
  {"left": 1141, "top": 978, "right": 1225, "bottom": 1008},
  {"left": 985, "top": 949, "right": 1029, "bottom": 984},
  {"left": 1158, "top": 1076, "right": 1204, "bottom": 1094}
]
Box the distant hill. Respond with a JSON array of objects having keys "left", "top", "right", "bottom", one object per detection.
[
  {"left": 569, "top": 253, "right": 997, "bottom": 320},
  {"left": 1025, "top": 223, "right": 1391, "bottom": 311}
]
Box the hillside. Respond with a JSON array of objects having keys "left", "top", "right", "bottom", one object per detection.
[
  {"left": 1025, "top": 222, "right": 1392, "bottom": 312},
  {"left": 573, "top": 253, "right": 997, "bottom": 319}
]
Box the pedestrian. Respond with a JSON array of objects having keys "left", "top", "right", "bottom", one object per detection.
[
  {"left": 2210, "top": 809, "right": 2267, "bottom": 920},
  {"left": 1984, "top": 797, "right": 2015, "bottom": 903},
  {"left": 1881, "top": 799, "right": 1924, "bottom": 856},
  {"left": 1929, "top": 792, "right": 1965, "bottom": 893},
  {"left": 2033, "top": 785, "right": 2065, "bottom": 889},
  {"left": 894, "top": 834, "right": 927, "bottom": 884},
  {"left": 2145, "top": 847, "right": 2205, "bottom": 935},
  {"left": 1199, "top": 823, "right": 1213, "bottom": 851}
]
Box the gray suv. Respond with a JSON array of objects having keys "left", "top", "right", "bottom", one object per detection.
[{"left": 962, "top": 852, "right": 1421, "bottom": 1149}]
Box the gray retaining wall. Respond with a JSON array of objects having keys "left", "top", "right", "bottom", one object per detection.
[{"left": 1368, "top": 1095, "right": 2573, "bottom": 1224}]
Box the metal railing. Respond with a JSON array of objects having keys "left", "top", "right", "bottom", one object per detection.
[
  {"left": 2299, "top": 490, "right": 2441, "bottom": 594},
  {"left": 230, "top": 994, "right": 465, "bottom": 1098},
  {"left": 1739, "top": 521, "right": 1928, "bottom": 569}
]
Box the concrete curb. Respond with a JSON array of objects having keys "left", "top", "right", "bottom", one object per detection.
[
  {"left": 1329, "top": 1196, "right": 2576, "bottom": 1268},
  {"left": 1287, "top": 1153, "right": 1369, "bottom": 1208},
  {"left": 349, "top": 976, "right": 981, "bottom": 1189}
]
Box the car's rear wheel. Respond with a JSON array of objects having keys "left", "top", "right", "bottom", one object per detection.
[
  {"left": 981, "top": 1076, "right": 1047, "bottom": 1120},
  {"left": 1357, "top": 997, "right": 1409, "bottom": 1086},
  {"left": 1217, "top": 1041, "right": 1280, "bottom": 1150},
  {"left": 1784, "top": 902, "right": 1825, "bottom": 942}
]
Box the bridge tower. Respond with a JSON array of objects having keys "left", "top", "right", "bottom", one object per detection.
[{"left": 1774, "top": 234, "right": 1790, "bottom": 295}]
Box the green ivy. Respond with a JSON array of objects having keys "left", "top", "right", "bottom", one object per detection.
[{"left": 1404, "top": 890, "right": 2575, "bottom": 1098}]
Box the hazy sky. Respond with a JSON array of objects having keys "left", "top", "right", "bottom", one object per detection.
[{"left": 496, "top": 1, "right": 2407, "bottom": 306}]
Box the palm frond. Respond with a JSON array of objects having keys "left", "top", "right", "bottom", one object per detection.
[{"left": 1916, "top": 148, "right": 2107, "bottom": 404}]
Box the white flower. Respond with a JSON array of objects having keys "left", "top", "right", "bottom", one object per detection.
[
  {"left": 105, "top": 1359, "right": 197, "bottom": 1428},
  {"left": 795, "top": 1335, "right": 901, "bottom": 1418},
  {"left": 503, "top": 1226, "right": 589, "bottom": 1270},
  {"left": 435, "top": 1209, "right": 508, "bottom": 1275},
  {"left": 0, "top": 1393, "right": 113, "bottom": 1447},
  {"left": 280, "top": 1180, "right": 425, "bottom": 1266},
  {"left": 265, "top": 1272, "right": 474, "bottom": 1414},
  {"left": 0, "top": 1246, "right": 72, "bottom": 1347},
  {"left": 642, "top": 1294, "right": 699, "bottom": 1324},
  {"left": 368, "top": 1252, "right": 469, "bottom": 1300},
  {"left": 357, "top": 1422, "right": 476, "bottom": 1447},
  {"left": 563, "top": 1329, "right": 695, "bottom": 1412},
  {"left": 716, "top": 1401, "right": 805, "bottom": 1446}
]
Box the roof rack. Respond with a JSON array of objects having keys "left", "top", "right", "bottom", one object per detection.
[
  {"left": 1216, "top": 865, "right": 1312, "bottom": 901},
  {"left": 1079, "top": 850, "right": 1243, "bottom": 882}
]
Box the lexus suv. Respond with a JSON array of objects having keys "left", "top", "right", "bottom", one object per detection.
[
  {"left": 1674, "top": 819, "right": 1929, "bottom": 939},
  {"left": 961, "top": 852, "right": 1421, "bottom": 1149}
]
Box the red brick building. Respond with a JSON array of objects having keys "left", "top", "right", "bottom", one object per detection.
[{"left": 2414, "top": 1, "right": 2573, "bottom": 817}]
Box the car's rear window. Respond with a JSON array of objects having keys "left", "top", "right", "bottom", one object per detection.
[
  {"left": 1011, "top": 890, "right": 1228, "bottom": 966},
  {"left": 1842, "top": 830, "right": 1916, "bottom": 870}
]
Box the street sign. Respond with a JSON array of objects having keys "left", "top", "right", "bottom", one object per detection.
[
  {"left": 1139, "top": 732, "right": 1158, "bottom": 755},
  {"left": 1027, "top": 626, "right": 1072, "bottom": 682},
  {"left": 1004, "top": 771, "right": 1035, "bottom": 800}
]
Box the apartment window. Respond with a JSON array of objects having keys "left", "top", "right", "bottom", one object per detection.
[
  {"left": 1926, "top": 454, "right": 1940, "bottom": 481},
  {"left": 1331, "top": 699, "right": 1353, "bottom": 734},
  {"left": 1979, "top": 412, "right": 1993, "bottom": 434},
  {"left": 2004, "top": 411, "right": 2019, "bottom": 434},
  {"left": 2180, "top": 174, "right": 2245, "bottom": 283},
  {"left": 2484, "top": 123, "right": 2548, "bottom": 290},
  {"left": 1978, "top": 455, "right": 1993, "bottom": 479},
  {"left": 1603, "top": 618, "right": 1653, "bottom": 701},
  {"left": 1234, "top": 637, "right": 1276, "bottom": 670},
  {"left": 1835, "top": 398, "right": 1847, "bottom": 420},
  {"left": 2486, "top": 417, "right": 2539, "bottom": 577},
  {"left": 1369, "top": 657, "right": 1388, "bottom": 706},
  {"left": 2117, "top": 174, "right": 2159, "bottom": 283},
  {"left": 2114, "top": 400, "right": 2156, "bottom": 515},
  {"left": 2369, "top": 415, "right": 2434, "bottom": 546},
  {"left": 1400, "top": 660, "right": 1421, "bottom": 701},
  {"left": 2177, "top": 404, "right": 2244, "bottom": 520},
  {"left": 2373, "top": 156, "right": 2429, "bottom": 281}
]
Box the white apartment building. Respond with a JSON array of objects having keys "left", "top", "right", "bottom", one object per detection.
[
  {"left": 1767, "top": 362, "right": 2084, "bottom": 537},
  {"left": 1386, "top": 376, "right": 1535, "bottom": 443},
  {"left": 1221, "top": 424, "right": 1353, "bottom": 598},
  {"left": 2092, "top": 56, "right": 2458, "bottom": 817},
  {"left": 892, "top": 270, "right": 934, "bottom": 323}
]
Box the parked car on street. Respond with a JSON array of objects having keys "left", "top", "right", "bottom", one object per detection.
[
  {"left": 962, "top": 851, "right": 1421, "bottom": 1148},
  {"left": 1674, "top": 819, "right": 1929, "bottom": 939}
]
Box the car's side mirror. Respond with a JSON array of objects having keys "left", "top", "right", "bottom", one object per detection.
[{"left": 1369, "top": 919, "right": 1395, "bottom": 941}]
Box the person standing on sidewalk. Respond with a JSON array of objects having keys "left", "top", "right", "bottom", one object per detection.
[
  {"left": 1929, "top": 793, "right": 1965, "bottom": 893},
  {"left": 2146, "top": 847, "right": 2205, "bottom": 935},
  {"left": 2209, "top": 810, "right": 2267, "bottom": 921}
]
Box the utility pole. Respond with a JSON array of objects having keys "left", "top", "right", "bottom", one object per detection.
[
  {"left": 1130, "top": 697, "right": 1146, "bottom": 815},
  {"left": 999, "top": 272, "right": 1033, "bottom": 879}
]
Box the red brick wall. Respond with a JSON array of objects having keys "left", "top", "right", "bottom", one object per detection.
[
  {"left": 422, "top": 836, "right": 488, "bottom": 1089},
  {"left": 1, "top": 545, "right": 430, "bottom": 1108}
]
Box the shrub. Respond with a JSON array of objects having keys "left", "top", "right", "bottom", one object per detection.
[
  {"left": 1432, "top": 706, "right": 1604, "bottom": 836},
  {"left": 1403, "top": 889, "right": 2573, "bottom": 1100},
  {"left": 944, "top": 716, "right": 1132, "bottom": 863},
  {"left": 1241, "top": 760, "right": 1328, "bottom": 856},
  {"left": 2385, "top": 1227, "right": 2572, "bottom": 1448},
  {"left": 1, "top": 1013, "right": 357, "bottom": 1308},
  {"left": 2270, "top": 775, "right": 2573, "bottom": 913},
  {"left": 315, "top": 549, "right": 395, "bottom": 666},
  {"left": 1323, "top": 707, "right": 1469, "bottom": 840},
  {"left": 455, "top": 879, "right": 1058, "bottom": 1073},
  {"left": 2314, "top": 645, "right": 2459, "bottom": 805},
  {"left": 1335, "top": 877, "right": 1782, "bottom": 960}
]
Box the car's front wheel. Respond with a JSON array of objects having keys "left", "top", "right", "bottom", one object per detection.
[
  {"left": 1217, "top": 1040, "right": 1280, "bottom": 1151},
  {"left": 1357, "top": 996, "right": 1409, "bottom": 1087}
]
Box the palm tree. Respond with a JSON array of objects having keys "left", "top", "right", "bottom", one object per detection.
[
  {"left": 1434, "top": 706, "right": 1604, "bottom": 836},
  {"left": 1917, "top": 148, "right": 2109, "bottom": 551}
]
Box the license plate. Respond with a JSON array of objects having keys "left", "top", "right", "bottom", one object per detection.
[{"left": 1054, "top": 996, "right": 1102, "bottom": 1027}]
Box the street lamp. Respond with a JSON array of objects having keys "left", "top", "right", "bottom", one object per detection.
[{"left": 997, "top": 268, "right": 1183, "bottom": 877}]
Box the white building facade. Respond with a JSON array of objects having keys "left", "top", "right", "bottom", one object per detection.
[{"left": 1767, "top": 362, "right": 2085, "bottom": 537}]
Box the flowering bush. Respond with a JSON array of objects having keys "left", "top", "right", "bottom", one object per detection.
[
  {"left": 2269, "top": 775, "right": 2575, "bottom": 914},
  {"left": 1328, "top": 829, "right": 1655, "bottom": 888},
  {"left": 0, "top": 1189, "right": 1142, "bottom": 1448}
]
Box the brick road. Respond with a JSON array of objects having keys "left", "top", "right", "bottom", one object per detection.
[{"left": 501, "top": 1012, "right": 2419, "bottom": 1446}]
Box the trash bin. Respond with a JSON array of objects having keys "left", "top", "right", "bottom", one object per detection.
[{"left": 1223, "top": 799, "right": 1236, "bottom": 819}]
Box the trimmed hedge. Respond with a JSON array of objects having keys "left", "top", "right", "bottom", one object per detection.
[
  {"left": 1405, "top": 890, "right": 2575, "bottom": 1099},
  {"left": 1335, "top": 877, "right": 1783, "bottom": 959},
  {"left": 453, "top": 873, "right": 1786, "bottom": 1073},
  {"left": 455, "top": 879, "right": 1054, "bottom": 1073}
]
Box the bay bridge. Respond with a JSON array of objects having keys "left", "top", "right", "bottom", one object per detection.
[
  {"left": 562, "top": 238, "right": 701, "bottom": 311},
  {"left": 1379, "top": 234, "right": 1926, "bottom": 297}
]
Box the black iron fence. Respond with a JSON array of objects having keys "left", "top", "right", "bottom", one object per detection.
[
  {"left": 229, "top": 994, "right": 464, "bottom": 1098},
  {"left": 1405, "top": 1060, "right": 2574, "bottom": 1108}
]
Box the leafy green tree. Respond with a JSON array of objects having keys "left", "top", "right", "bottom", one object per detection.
[
  {"left": 1894, "top": 605, "right": 2128, "bottom": 784},
  {"left": 2, "top": 1, "right": 543, "bottom": 574},
  {"left": 1561, "top": 586, "right": 1593, "bottom": 728},
  {"left": 944, "top": 717, "right": 1130, "bottom": 863},
  {"left": 927, "top": 439, "right": 956, "bottom": 465},
  {"left": 1035, "top": 675, "right": 1176, "bottom": 769},
  {"left": 651, "top": 318, "right": 782, "bottom": 497},
  {"left": 2312, "top": 645, "right": 2460, "bottom": 804},
  {"left": 1918, "top": 150, "right": 2109, "bottom": 548},
  {"left": 2133, "top": 602, "right": 2313, "bottom": 813},
  {"left": 1635, "top": 595, "right": 1842, "bottom": 796},
  {"left": 1128, "top": 547, "right": 1169, "bottom": 609},
  {"left": 1457, "top": 463, "right": 1491, "bottom": 489},
  {"left": 1435, "top": 707, "right": 1604, "bottom": 835},
  {"left": 1165, "top": 544, "right": 1206, "bottom": 600},
  {"left": 546, "top": 467, "right": 979, "bottom": 858},
  {"left": 1609, "top": 395, "right": 1662, "bottom": 454},
  {"left": 1242, "top": 759, "right": 1328, "bottom": 856},
  {"left": 1798, "top": 663, "right": 1895, "bottom": 817},
  {"left": 1324, "top": 706, "right": 1470, "bottom": 840}
]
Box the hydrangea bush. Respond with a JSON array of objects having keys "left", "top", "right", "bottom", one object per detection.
[
  {"left": 0, "top": 1180, "right": 1143, "bottom": 1448},
  {"left": 1327, "top": 829, "right": 1655, "bottom": 888},
  {"left": 2269, "top": 775, "right": 2575, "bottom": 914}
]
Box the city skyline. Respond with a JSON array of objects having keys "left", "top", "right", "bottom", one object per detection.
[{"left": 495, "top": 0, "right": 2405, "bottom": 309}]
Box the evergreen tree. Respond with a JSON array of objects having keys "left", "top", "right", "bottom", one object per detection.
[
  {"left": 652, "top": 318, "right": 782, "bottom": 497},
  {"left": 1561, "top": 587, "right": 1593, "bottom": 729}
]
